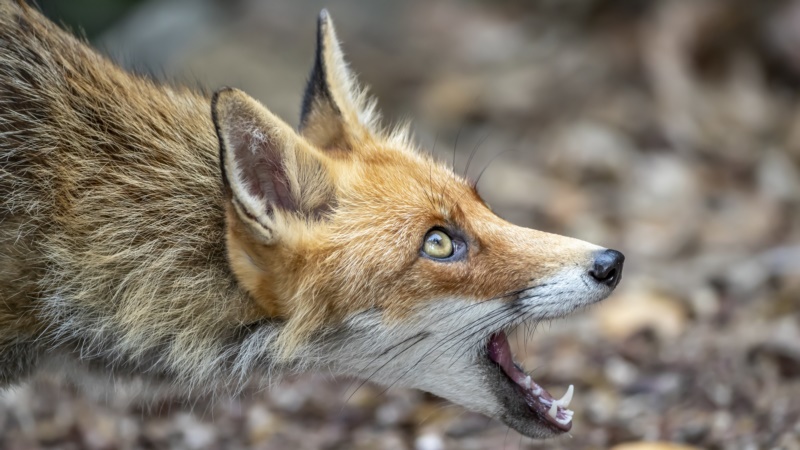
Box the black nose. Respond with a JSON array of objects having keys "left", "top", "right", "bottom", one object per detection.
[{"left": 589, "top": 249, "right": 624, "bottom": 288}]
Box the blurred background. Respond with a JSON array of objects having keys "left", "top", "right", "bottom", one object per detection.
[{"left": 2, "top": 0, "right": 800, "bottom": 448}]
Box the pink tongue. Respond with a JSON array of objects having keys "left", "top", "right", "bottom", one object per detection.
[
  {"left": 487, "top": 331, "right": 528, "bottom": 385},
  {"left": 487, "top": 331, "right": 573, "bottom": 432}
]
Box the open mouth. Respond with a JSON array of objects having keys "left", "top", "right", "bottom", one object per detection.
[{"left": 487, "top": 331, "right": 574, "bottom": 432}]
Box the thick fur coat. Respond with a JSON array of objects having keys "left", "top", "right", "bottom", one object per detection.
[{"left": 0, "top": 1, "right": 623, "bottom": 438}]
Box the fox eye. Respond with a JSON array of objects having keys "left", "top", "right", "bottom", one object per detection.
[{"left": 422, "top": 229, "right": 454, "bottom": 259}]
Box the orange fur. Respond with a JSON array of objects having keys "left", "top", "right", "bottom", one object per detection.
[{"left": 0, "top": 2, "right": 621, "bottom": 439}]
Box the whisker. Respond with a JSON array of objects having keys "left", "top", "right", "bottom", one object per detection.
[
  {"left": 447, "top": 303, "right": 544, "bottom": 367},
  {"left": 447, "top": 125, "right": 466, "bottom": 209},
  {"left": 473, "top": 147, "right": 515, "bottom": 189},
  {"left": 395, "top": 282, "right": 560, "bottom": 368},
  {"left": 425, "top": 131, "right": 440, "bottom": 210},
  {"left": 345, "top": 330, "right": 429, "bottom": 404},
  {"left": 441, "top": 306, "right": 525, "bottom": 368},
  {"left": 425, "top": 294, "right": 555, "bottom": 372},
  {"left": 452, "top": 124, "right": 463, "bottom": 173},
  {"left": 350, "top": 282, "right": 566, "bottom": 403},
  {"left": 447, "top": 290, "right": 579, "bottom": 368},
  {"left": 417, "top": 280, "right": 556, "bottom": 327},
  {"left": 381, "top": 306, "right": 515, "bottom": 386},
  {"left": 463, "top": 130, "right": 490, "bottom": 180},
  {"left": 380, "top": 307, "right": 520, "bottom": 394},
  {"left": 428, "top": 306, "right": 515, "bottom": 354}
]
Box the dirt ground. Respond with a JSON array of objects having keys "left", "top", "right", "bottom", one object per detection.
[{"left": 2, "top": 0, "right": 800, "bottom": 449}]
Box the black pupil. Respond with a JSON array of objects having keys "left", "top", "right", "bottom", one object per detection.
[{"left": 428, "top": 233, "right": 443, "bottom": 247}]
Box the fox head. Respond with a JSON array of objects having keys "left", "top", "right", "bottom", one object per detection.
[{"left": 212, "top": 10, "right": 624, "bottom": 439}]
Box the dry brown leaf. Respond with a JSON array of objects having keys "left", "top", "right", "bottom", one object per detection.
[{"left": 595, "top": 286, "right": 688, "bottom": 341}]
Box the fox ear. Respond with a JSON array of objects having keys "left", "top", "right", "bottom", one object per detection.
[
  {"left": 299, "top": 9, "right": 377, "bottom": 151},
  {"left": 213, "top": 88, "right": 335, "bottom": 243}
]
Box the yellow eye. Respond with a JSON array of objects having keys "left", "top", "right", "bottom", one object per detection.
[{"left": 422, "top": 229, "right": 454, "bottom": 259}]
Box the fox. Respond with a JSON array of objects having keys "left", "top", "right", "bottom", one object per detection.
[{"left": 0, "top": 0, "right": 624, "bottom": 439}]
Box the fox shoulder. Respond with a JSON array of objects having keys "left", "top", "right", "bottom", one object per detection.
[{"left": 0, "top": 0, "right": 244, "bottom": 385}]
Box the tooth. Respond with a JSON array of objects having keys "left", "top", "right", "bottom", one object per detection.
[
  {"left": 557, "top": 384, "right": 574, "bottom": 408},
  {"left": 523, "top": 376, "right": 532, "bottom": 389},
  {"left": 548, "top": 402, "right": 558, "bottom": 419},
  {"left": 532, "top": 386, "right": 542, "bottom": 395}
]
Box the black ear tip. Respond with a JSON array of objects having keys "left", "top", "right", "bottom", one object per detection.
[
  {"left": 212, "top": 86, "right": 233, "bottom": 99},
  {"left": 211, "top": 87, "right": 235, "bottom": 108}
]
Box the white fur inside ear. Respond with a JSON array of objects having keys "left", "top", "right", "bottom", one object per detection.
[
  {"left": 225, "top": 124, "right": 278, "bottom": 231},
  {"left": 230, "top": 197, "right": 275, "bottom": 243}
]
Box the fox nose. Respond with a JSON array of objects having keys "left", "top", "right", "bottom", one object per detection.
[{"left": 589, "top": 249, "right": 624, "bottom": 288}]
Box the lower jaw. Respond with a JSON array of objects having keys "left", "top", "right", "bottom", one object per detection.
[
  {"left": 491, "top": 368, "right": 574, "bottom": 436},
  {"left": 487, "top": 331, "right": 574, "bottom": 433}
]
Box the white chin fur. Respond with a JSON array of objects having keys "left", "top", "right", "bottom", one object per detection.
[{"left": 331, "top": 269, "right": 612, "bottom": 433}]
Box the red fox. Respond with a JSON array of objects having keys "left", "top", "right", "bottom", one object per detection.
[{"left": 0, "top": 0, "right": 624, "bottom": 439}]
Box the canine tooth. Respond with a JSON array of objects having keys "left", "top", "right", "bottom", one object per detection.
[
  {"left": 557, "top": 384, "right": 574, "bottom": 408},
  {"left": 548, "top": 402, "right": 558, "bottom": 419},
  {"left": 523, "top": 376, "right": 532, "bottom": 389}
]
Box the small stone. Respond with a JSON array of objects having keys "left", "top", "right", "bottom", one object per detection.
[
  {"left": 415, "top": 432, "right": 444, "bottom": 450},
  {"left": 246, "top": 405, "right": 279, "bottom": 444}
]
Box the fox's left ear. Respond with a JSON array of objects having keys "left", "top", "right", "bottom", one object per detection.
[
  {"left": 212, "top": 88, "right": 336, "bottom": 244},
  {"left": 299, "top": 9, "right": 378, "bottom": 151}
]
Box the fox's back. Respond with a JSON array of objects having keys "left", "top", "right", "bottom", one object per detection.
[{"left": 0, "top": 0, "right": 249, "bottom": 384}]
